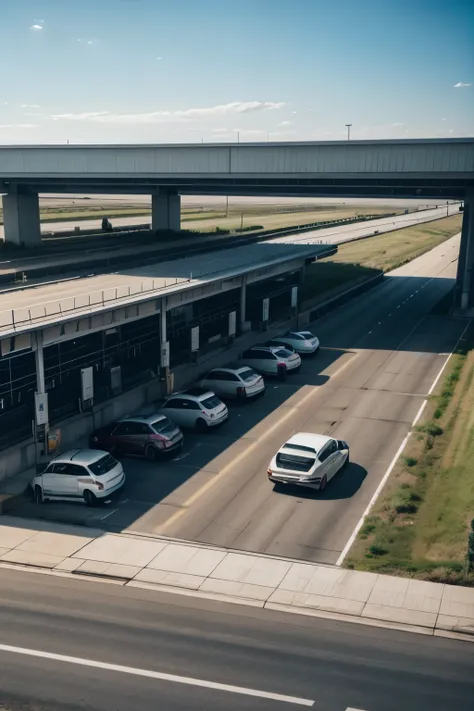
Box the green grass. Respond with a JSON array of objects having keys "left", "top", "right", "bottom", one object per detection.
[
  {"left": 345, "top": 322, "right": 474, "bottom": 585},
  {"left": 301, "top": 214, "right": 462, "bottom": 304}
]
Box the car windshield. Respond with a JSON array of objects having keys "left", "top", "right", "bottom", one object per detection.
[
  {"left": 151, "top": 417, "right": 176, "bottom": 436},
  {"left": 275, "top": 349, "right": 294, "bottom": 359},
  {"left": 239, "top": 368, "right": 258, "bottom": 382},
  {"left": 299, "top": 332, "right": 314, "bottom": 339},
  {"left": 201, "top": 395, "right": 221, "bottom": 410},
  {"left": 276, "top": 452, "right": 316, "bottom": 472},
  {"left": 88, "top": 454, "right": 118, "bottom": 476}
]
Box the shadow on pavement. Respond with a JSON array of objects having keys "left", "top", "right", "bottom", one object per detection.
[{"left": 272, "top": 462, "right": 367, "bottom": 501}]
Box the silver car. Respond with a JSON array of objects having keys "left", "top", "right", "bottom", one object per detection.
[
  {"left": 160, "top": 388, "right": 228, "bottom": 431},
  {"left": 240, "top": 345, "right": 301, "bottom": 378},
  {"left": 199, "top": 365, "right": 265, "bottom": 400},
  {"left": 32, "top": 449, "right": 125, "bottom": 506},
  {"left": 269, "top": 331, "right": 320, "bottom": 354}
]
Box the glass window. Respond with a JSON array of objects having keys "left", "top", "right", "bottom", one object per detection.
[
  {"left": 69, "top": 464, "right": 89, "bottom": 477},
  {"left": 223, "top": 372, "right": 240, "bottom": 382},
  {"left": 275, "top": 349, "right": 293, "bottom": 359},
  {"left": 114, "top": 422, "right": 132, "bottom": 435},
  {"left": 299, "top": 332, "right": 314, "bottom": 339},
  {"left": 151, "top": 417, "right": 177, "bottom": 436},
  {"left": 207, "top": 371, "right": 225, "bottom": 381},
  {"left": 276, "top": 452, "right": 316, "bottom": 473},
  {"left": 88, "top": 454, "right": 118, "bottom": 476},
  {"left": 201, "top": 395, "right": 221, "bottom": 410},
  {"left": 319, "top": 446, "right": 330, "bottom": 462},
  {"left": 164, "top": 398, "right": 184, "bottom": 409},
  {"left": 289, "top": 333, "right": 304, "bottom": 340},
  {"left": 50, "top": 462, "right": 73, "bottom": 475},
  {"left": 238, "top": 368, "right": 258, "bottom": 382}
]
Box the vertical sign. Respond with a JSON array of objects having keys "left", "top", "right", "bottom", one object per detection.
[
  {"left": 191, "top": 326, "right": 200, "bottom": 352},
  {"left": 291, "top": 286, "right": 298, "bottom": 308},
  {"left": 161, "top": 341, "right": 170, "bottom": 368},
  {"left": 34, "top": 392, "right": 48, "bottom": 426},
  {"left": 228, "top": 311, "right": 236, "bottom": 337},
  {"left": 81, "top": 366, "right": 94, "bottom": 401},
  {"left": 262, "top": 298, "right": 270, "bottom": 322}
]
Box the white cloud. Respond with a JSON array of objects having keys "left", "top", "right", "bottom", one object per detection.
[
  {"left": 156, "top": 56, "right": 162, "bottom": 60},
  {"left": 20, "top": 104, "right": 40, "bottom": 109},
  {"left": 77, "top": 38, "right": 94, "bottom": 44},
  {"left": 392, "top": 122, "right": 404, "bottom": 127},
  {"left": 278, "top": 120, "right": 293, "bottom": 127},
  {"left": 29, "top": 24, "right": 43, "bottom": 31},
  {"left": 50, "top": 101, "right": 285, "bottom": 124},
  {"left": 442, "top": 117, "right": 447, "bottom": 121},
  {"left": 453, "top": 82, "right": 471, "bottom": 88},
  {"left": 0, "top": 124, "right": 39, "bottom": 129}
]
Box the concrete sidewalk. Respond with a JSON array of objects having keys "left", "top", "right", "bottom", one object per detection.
[{"left": 1, "top": 515, "right": 473, "bottom": 642}]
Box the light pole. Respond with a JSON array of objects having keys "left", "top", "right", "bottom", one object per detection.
[{"left": 345, "top": 124, "right": 352, "bottom": 141}]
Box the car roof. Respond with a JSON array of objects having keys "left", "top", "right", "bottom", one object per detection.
[
  {"left": 281, "top": 432, "right": 332, "bottom": 453},
  {"left": 207, "top": 364, "right": 253, "bottom": 374},
  {"left": 52, "top": 448, "right": 108, "bottom": 465},
  {"left": 121, "top": 414, "right": 167, "bottom": 424},
  {"left": 248, "top": 345, "right": 282, "bottom": 352},
  {"left": 169, "top": 388, "right": 214, "bottom": 400}
]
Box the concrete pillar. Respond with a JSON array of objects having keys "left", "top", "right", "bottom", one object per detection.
[
  {"left": 35, "top": 331, "right": 46, "bottom": 396},
  {"left": 460, "top": 195, "right": 474, "bottom": 311},
  {"left": 240, "top": 275, "right": 247, "bottom": 331},
  {"left": 152, "top": 192, "right": 180, "bottom": 232},
  {"left": 3, "top": 191, "right": 41, "bottom": 246}
]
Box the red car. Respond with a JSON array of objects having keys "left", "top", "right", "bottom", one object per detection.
[{"left": 90, "top": 414, "right": 184, "bottom": 461}]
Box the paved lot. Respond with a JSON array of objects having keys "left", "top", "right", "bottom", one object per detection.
[{"left": 10, "top": 236, "right": 466, "bottom": 568}]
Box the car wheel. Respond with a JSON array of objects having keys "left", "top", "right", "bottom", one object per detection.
[
  {"left": 196, "top": 418, "right": 208, "bottom": 432},
  {"left": 319, "top": 475, "right": 327, "bottom": 492},
  {"left": 145, "top": 444, "right": 159, "bottom": 461},
  {"left": 34, "top": 485, "right": 43, "bottom": 504},
  {"left": 83, "top": 489, "right": 97, "bottom": 507}
]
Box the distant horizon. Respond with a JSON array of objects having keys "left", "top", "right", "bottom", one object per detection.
[{"left": 1, "top": 0, "right": 473, "bottom": 144}]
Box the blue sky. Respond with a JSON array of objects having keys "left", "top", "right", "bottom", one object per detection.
[{"left": 0, "top": 0, "right": 473, "bottom": 144}]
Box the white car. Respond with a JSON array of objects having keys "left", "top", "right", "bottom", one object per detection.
[
  {"left": 32, "top": 449, "right": 125, "bottom": 506},
  {"left": 160, "top": 388, "right": 228, "bottom": 430},
  {"left": 240, "top": 345, "right": 301, "bottom": 378},
  {"left": 267, "top": 433, "right": 349, "bottom": 491},
  {"left": 199, "top": 365, "right": 265, "bottom": 400},
  {"left": 269, "top": 331, "right": 320, "bottom": 354}
]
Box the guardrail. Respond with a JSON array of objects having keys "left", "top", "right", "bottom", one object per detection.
[{"left": 0, "top": 244, "right": 337, "bottom": 334}]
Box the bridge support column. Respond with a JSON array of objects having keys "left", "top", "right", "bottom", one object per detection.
[
  {"left": 458, "top": 193, "right": 474, "bottom": 311},
  {"left": 151, "top": 191, "right": 180, "bottom": 232},
  {"left": 2, "top": 191, "right": 41, "bottom": 246}
]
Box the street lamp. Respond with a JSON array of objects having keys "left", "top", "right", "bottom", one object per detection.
[{"left": 345, "top": 124, "right": 352, "bottom": 141}]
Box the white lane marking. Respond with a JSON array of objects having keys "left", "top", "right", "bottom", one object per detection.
[
  {"left": 0, "top": 642, "right": 315, "bottom": 707},
  {"left": 100, "top": 509, "right": 117, "bottom": 521},
  {"left": 336, "top": 320, "right": 471, "bottom": 567},
  {"left": 346, "top": 708, "right": 369, "bottom": 711},
  {"left": 172, "top": 452, "right": 190, "bottom": 461}
]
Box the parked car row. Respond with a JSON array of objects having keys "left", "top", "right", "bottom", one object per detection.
[{"left": 31, "top": 330, "right": 323, "bottom": 505}]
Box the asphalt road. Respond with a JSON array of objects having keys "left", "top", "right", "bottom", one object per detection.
[
  {"left": 0, "top": 566, "right": 473, "bottom": 711},
  {"left": 145, "top": 235, "right": 464, "bottom": 561}
]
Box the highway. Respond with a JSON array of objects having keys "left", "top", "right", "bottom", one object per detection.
[
  {"left": 0, "top": 206, "right": 458, "bottom": 326},
  {"left": 144, "top": 235, "right": 464, "bottom": 562},
  {"left": 0, "top": 566, "right": 473, "bottom": 711}
]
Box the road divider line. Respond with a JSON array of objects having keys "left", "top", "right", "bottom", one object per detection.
[
  {"left": 158, "top": 350, "right": 360, "bottom": 533},
  {"left": 0, "top": 642, "right": 315, "bottom": 707},
  {"left": 336, "top": 320, "right": 472, "bottom": 567}
]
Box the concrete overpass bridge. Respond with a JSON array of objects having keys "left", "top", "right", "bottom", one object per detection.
[{"left": 1, "top": 137, "right": 473, "bottom": 305}]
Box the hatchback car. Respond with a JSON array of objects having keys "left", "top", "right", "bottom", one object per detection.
[
  {"left": 32, "top": 449, "right": 125, "bottom": 506},
  {"left": 240, "top": 345, "right": 301, "bottom": 377},
  {"left": 90, "top": 414, "right": 184, "bottom": 461},
  {"left": 160, "top": 388, "right": 228, "bottom": 430},
  {"left": 267, "top": 433, "right": 349, "bottom": 491},
  {"left": 269, "top": 331, "right": 320, "bottom": 355},
  {"left": 199, "top": 365, "right": 265, "bottom": 400}
]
